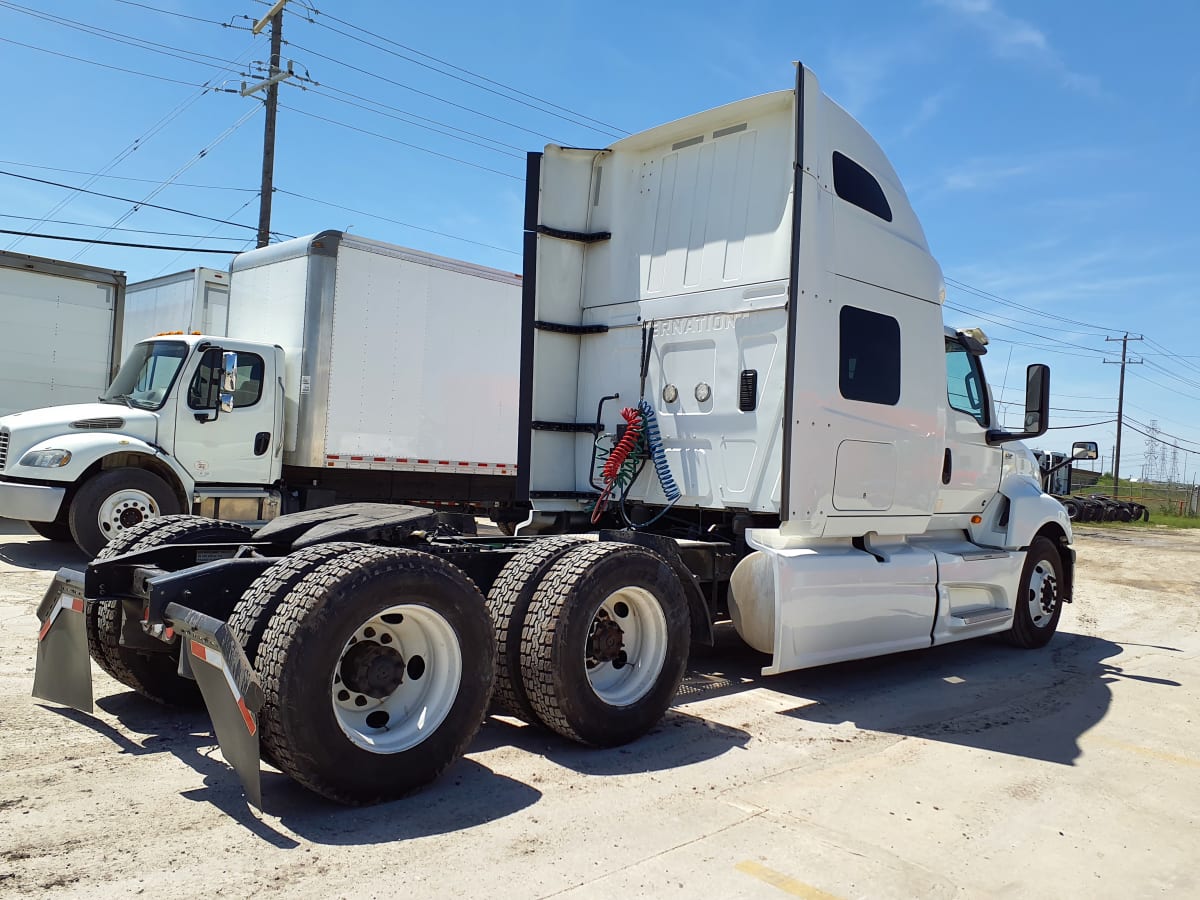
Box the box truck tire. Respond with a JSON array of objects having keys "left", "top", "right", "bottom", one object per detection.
[
  {"left": 85, "top": 516, "right": 254, "bottom": 705},
  {"left": 29, "top": 515, "right": 74, "bottom": 542},
  {"left": 519, "top": 542, "right": 690, "bottom": 747},
  {"left": 255, "top": 546, "right": 496, "bottom": 804},
  {"left": 69, "top": 468, "right": 181, "bottom": 557},
  {"left": 1007, "top": 536, "right": 1064, "bottom": 650}
]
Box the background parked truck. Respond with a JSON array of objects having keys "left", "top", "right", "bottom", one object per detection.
[
  {"left": 34, "top": 65, "right": 1074, "bottom": 812},
  {"left": 0, "top": 250, "right": 125, "bottom": 417},
  {"left": 121, "top": 267, "right": 230, "bottom": 360},
  {"left": 0, "top": 232, "right": 521, "bottom": 554}
]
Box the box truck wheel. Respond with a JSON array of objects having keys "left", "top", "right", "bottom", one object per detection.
[
  {"left": 485, "top": 536, "right": 590, "bottom": 724},
  {"left": 519, "top": 542, "right": 690, "bottom": 747},
  {"left": 227, "top": 541, "right": 373, "bottom": 769},
  {"left": 85, "top": 515, "right": 254, "bottom": 705},
  {"left": 1008, "top": 536, "right": 1064, "bottom": 650},
  {"left": 29, "top": 515, "right": 74, "bottom": 542},
  {"left": 255, "top": 546, "right": 495, "bottom": 804},
  {"left": 69, "top": 467, "right": 181, "bottom": 557}
]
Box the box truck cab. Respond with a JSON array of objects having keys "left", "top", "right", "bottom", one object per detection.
[
  {"left": 0, "top": 231, "right": 521, "bottom": 555},
  {"left": 0, "top": 333, "right": 283, "bottom": 553}
]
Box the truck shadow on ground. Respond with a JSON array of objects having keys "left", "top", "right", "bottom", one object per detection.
[
  {"left": 0, "top": 537, "right": 87, "bottom": 570},
  {"left": 681, "top": 626, "right": 1180, "bottom": 767},
  {"left": 47, "top": 694, "right": 543, "bottom": 847}
]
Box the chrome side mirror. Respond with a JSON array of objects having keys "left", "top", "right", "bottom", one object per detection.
[{"left": 219, "top": 351, "right": 238, "bottom": 413}]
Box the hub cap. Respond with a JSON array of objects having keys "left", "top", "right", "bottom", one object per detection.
[
  {"left": 1027, "top": 558, "right": 1059, "bottom": 628},
  {"left": 98, "top": 489, "right": 158, "bottom": 539},
  {"left": 332, "top": 604, "right": 462, "bottom": 754},
  {"left": 585, "top": 587, "right": 668, "bottom": 707}
]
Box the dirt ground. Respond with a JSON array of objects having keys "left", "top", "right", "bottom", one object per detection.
[{"left": 1, "top": 521, "right": 1197, "bottom": 899}]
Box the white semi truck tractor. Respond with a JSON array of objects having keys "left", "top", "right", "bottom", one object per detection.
[
  {"left": 34, "top": 65, "right": 1074, "bottom": 810},
  {"left": 1, "top": 232, "right": 521, "bottom": 555}
]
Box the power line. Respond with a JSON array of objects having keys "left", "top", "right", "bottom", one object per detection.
[
  {"left": 70, "top": 105, "right": 264, "bottom": 259},
  {"left": 943, "top": 301, "right": 1116, "bottom": 357},
  {"left": 0, "top": 159, "right": 259, "bottom": 190},
  {"left": 282, "top": 38, "right": 566, "bottom": 144},
  {"left": 0, "top": 170, "right": 288, "bottom": 235},
  {"left": 152, "top": 194, "right": 261, "bottom": 277},
  {"left": 0, "top": 1, "right": 249, "bottom": 69},
  {"left": 1121, "top": 420, "right": 1200, "bottom": 456},
  {"left": 274, "top": 188, "right": 520, "bottom": 256},
  {"left": 0, "top": 35, "right": 214, "bottom": 87},
  {"left": 944, "top": 275, "right": 1123, "bottom": 334},
  {"left": 279, "top": 104, "right": 522, "bottom": 180},
  {"left": 0, "top": 229, "right": 241, "bottom": 254},
  {"left": 292, "top": 9, "right": 627, "bottom": 139},
  {"left": 1046, "top": 420, "right": 1117, "bottom": 430},
  {"left": 0, "top": 213, "right": 251, "bottom": 241},
  {"left": 110, "top": 0, "right": 245, "bottom": 29},
  {"left": 307, "top": 84, "right": 526, "bottom": 156}
]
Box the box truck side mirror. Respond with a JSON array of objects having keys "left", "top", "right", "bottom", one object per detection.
[
  {"left": 1071, "top": 441, "right": 1099, "bottom": 460},
  {"left": 219, "top": 351, "right": 238, "bottom": 414},
  {"left": 987, "top": 363, "right": 1050, "bottom": 445}
]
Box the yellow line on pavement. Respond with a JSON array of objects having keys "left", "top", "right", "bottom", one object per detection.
[{"left": 734, "top": 861, "right": 842, "bottom": 899}]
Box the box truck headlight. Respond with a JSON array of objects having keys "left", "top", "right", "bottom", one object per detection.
[{"left": 19, "top": 449, "right": 73, "bottom": 468}]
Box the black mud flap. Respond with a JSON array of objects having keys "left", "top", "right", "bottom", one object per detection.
[
  {"left": 167, "top": 603, "right": 265, "bottom": 811},
  {"left": 32, "top": 568, "right": 93, "bottom": 713}
]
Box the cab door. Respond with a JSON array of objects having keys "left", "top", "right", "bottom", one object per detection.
[
  {"left": 172, "top": 344, "right": 276, "bottom": 485},
  {"left": 938, "top": 336, "right": 1004, "bottom": 515}
]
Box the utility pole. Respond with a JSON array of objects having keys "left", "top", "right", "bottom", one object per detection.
[
  {"left": 244, "top": 0, "right": 293, "bottom": 248},
  {"left": 1104, "top": 333, "right": 1143, "bottom": 498}
]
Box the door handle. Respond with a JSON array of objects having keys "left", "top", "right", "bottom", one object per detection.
[
  {"left": 942, "top": 448, "right": 952, "bottom": 484},
  {"left": 254, "top": 432, "right": 271, "bottom": 456}
]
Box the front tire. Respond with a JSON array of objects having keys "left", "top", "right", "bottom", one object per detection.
[
  {"left": 29, "top": 516, "right": 74, "bottom": 542},
  {"left": 256, "top": 546, "right": 495, "bottom": 804},
  {"left": 520, "top": 542, "right": 690, "bottom": 747},
  {"left": 1007, "top": 536, "right": 1064, "bottom": 649},
  {"left": 69, "top": 467, "right": 181, "bottom": 557}
]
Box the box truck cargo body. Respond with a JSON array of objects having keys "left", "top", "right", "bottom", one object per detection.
[
  {"left": 0, "top": 250, "right": 125, "bottom": 416},
  {"left": 0, "top": 231, "right": 520, "bottom": 553},
  {"left": 121, "top": 268, "right": 230, "bottom": 360}
]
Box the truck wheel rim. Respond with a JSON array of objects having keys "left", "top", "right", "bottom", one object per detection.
[
  {"left": 331, "top": 604, "right": 463, "bottom": 754},
  {"left": 1027, "top": 559, "right": 1059, "bottom": 628},
  {"left": 584, "top": 586, "right": 668, "bottom": 707},
  {"left": 98, "top": 489, "right": 159, "bottom": 539}
]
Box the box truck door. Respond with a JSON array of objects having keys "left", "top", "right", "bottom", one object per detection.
[{"left": 172, "top": 347, "right": 276, "bottom": 485}]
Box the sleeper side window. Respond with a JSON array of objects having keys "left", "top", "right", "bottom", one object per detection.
[
  {"left": 832, "top": 151, "right": 893, "bottom": 222},
  {"left": 839, "top": 306, "right": 901, "bottom": 405}
]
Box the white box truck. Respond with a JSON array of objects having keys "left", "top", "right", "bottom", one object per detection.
[
  {"left": 35, "top": 65, "right": 1076, "bottom": 811},
  {"left": 0, "top": 250, "right": 125, "bottom": 416},
  {"left": 121, "top": 268, "right": 230, "bottom": 360},
  {"left": 0, "top": 231, "right": 520, "bottom": 553}
]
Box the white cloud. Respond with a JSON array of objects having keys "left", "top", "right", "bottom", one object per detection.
[
  {"left": 929, "top": 0, "right": 1100, "bottom": 95},
  {"left": 900, "top": 89, "right": 953, "bottom": 139}
]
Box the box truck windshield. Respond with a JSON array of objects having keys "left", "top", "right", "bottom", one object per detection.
[{"left": 101, "top": 340, "right": 188, "bottom": 410}]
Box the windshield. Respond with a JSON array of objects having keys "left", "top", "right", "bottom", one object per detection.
[{"left": 102, "top": 341, "right": 189, "bottom": 410}]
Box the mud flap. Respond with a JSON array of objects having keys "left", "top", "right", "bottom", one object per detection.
[
  {"left": 32, "top": 568, "right": 93, "bottom": 713},
  {"left": 168, "top": 603, "right": 264, "bottom": 811}
]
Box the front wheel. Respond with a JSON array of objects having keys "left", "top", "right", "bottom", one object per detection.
[
  {"left": 520, "top": 542, "right": 690, "bottom": 747},
  {"left": 256, "top": 546, "right": 496, "bottom": 804},
  {"left": 68, "top": 467, "right": 181, "bottom": 556},
  {"left": 1007, "top": 536, "right": 1064, "bottom": 649},
  {"left": 29, "top": 516, "right": 74, "bottom": 542}
]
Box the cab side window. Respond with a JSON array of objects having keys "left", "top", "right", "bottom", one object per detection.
[
  {"left": 945, "top": 338, "right": 988, "bottom": 426},
  {"left": 188, "top": 349, "right": 265, "bottom": 409}
]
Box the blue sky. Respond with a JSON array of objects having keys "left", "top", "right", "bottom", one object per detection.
[{"left": 2, "top": 1, "right": 1198, "bottom": 483}]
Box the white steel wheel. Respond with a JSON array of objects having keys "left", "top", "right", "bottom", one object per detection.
[
  {"left": 1026, "top": 558, "right": 1060, "bottom": 628},
  {"left": 332, "top": 603, "right": 464, "bottom": 754},
  {"left": 98, "top": 488, "right": 159, "bottom": 540},
  {"left": 585, "top": 586, "right": 669, "bottom": 707}
]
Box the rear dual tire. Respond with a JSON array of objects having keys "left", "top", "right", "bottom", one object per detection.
[
  {"left": 253, "top": 546, "right": 495, "bottom": 804},
  {"left": 85, "top": 515, "right": 253, "bottom": 706}
]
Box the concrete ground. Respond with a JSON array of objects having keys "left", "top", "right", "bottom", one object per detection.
[{"left": 0, "top": 520, "right": 1196, "bottom": 899}]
